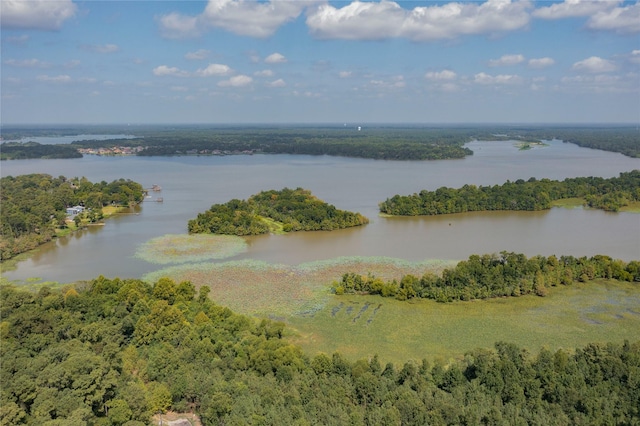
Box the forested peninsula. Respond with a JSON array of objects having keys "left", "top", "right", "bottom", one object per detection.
[
  {"left": 333, "top": 251, "right": 640, "bottom": 302},
  {"left": 2, "top": 278, "right": 639, "bottom": 425},
  {"left": 0, "top": 174, "right": 145, "bottom": 260},
  {"left": 188, "top": 188, "right": 369, "bottom": 235},
  {"left": 379, "top": 170, "right": 640, "bottom": 215},
  {"left": 0, "top": 142, "right": 82, "bottom": 160}
]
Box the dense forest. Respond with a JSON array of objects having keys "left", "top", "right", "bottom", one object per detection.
[
  {"left": 333, "top": 251, "right": 640, "bottom": 303},
  {"left": 73, "top": 127, "right": 476, "bottom": 161},
  {"left": 188, "top": 188, "right": 369, "bottom": 235},
  {"left": 0, "top": 142, "right": 82, "bottom": 160},
  {"left": 379, "top": 170, "right": 640, "bottom": 215},
  {"left": 3, "top": 125, "right": 638, "bottom": 160},
  {"left": 0, "top": 174, "right": 145, "bottom": 260},
  {"left": 1, "top": 278, "right": 639, "bottom": 425}
]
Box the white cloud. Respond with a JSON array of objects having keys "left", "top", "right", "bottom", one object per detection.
[
  {"left": 158, "top": 0, "right": 306, "bottom": 39},
  {"left": 339, "top": 71, "right": 353, "bottom": 78},
  {"left": 528, "top": 57, "right": 555, "bottom": 68},
  {"left": 424, "top": 70, "right": 457, "bottom": 80},
  {"left": 474, "top": 72, "right": 523, "bottom": 85},
  {"left": 533, "top": 0, "right": 620, "bottom": 19},
  {"left": 158, "top": 13, "right": 202, "bottom": 39},
  {"left": 306, "top": 0, "right": 532, "bottom": 41},
  {"left": 171, "top": 86, "right": 189, "bottom": 92},
  {"left": 185, "top": 49, "right": 211, "bottom": 60},
  {"left": 267, "top": 79, "right": 286, "bottom": 88},
  {"left": 153, "top": 65, "right": 190, "bottom": 77},
  {"left": 36, "top": 74, "right": 72, "bottom": 83},
  {"left": 488, "top": 54, "right": 525, "bottom": 67},
  {"left": 1, "top": 0, "right": 77, "bottom": 30},
  {"left": 586, "top": 2, "right": 640, "bottom": 34},
  {"left": 368, "top": 75, "right": 406, "bottom": 90},
  {"left": 572, "top": 56, "right": 617, "bottom": 73},
  {"left": 81, "top": 44, "right": 119, "bottom": 54},
  {"left": 4, "top": 58, "right": 51, "bottom": 68},
  {"left": 254, "top": 69, "right": 274, "bottom": 77},
  {"left": 265, "top": 53, "right": 287, "bottom": 64},
  {"left": 195, "top": 63, "right": 233, "bottom": 76},
  {"left": 630, "top": 50, "right": 640, "bottom": 64},
  {"left": 218, "top": 75, "right": 253, "bottom": 87}
]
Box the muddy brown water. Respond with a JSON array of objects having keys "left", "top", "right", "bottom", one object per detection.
[{"left": 2, "top": 139, "right": 639, "bottom": 284}]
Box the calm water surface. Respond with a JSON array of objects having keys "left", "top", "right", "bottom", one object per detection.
[{"left": 2, "top": 139, "right": 639, "bottom": 283}]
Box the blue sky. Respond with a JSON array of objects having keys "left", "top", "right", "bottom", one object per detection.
[{"left": 1, "top": 0, "right": 639, "bottom": 124}]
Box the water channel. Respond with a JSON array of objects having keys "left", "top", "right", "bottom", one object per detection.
[{"left": 1, "top": 139, "right": 639, "bottom": 284}]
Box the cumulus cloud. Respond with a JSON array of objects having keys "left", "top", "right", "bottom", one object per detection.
[
  {"left": 474, "top": 72, "right": 523, "bottom": 85},
  {"left": 424, "top": 70, "right": 457, "bottom": 80},
  {"left": 158, "top": 13, "right": 202, "bottom": 39},
  {"left": 4, "top": 58, "right": 51, "bottom": 68},
  {"left": 158, "top": 0, "right": 306, "bottom": 39},
  {"left": 266, "top": 79, "right": 286, "bottom": 88},
  {"left": 306, "top": 0, "right": 532, "bottom": 41},
  {"left": 1, "top": 0, "right": 77, "bottom": 30},
  {"left": 630, "top": 50, "right": 640, "bottom": 64},
  {"left": 528, "top": 57, "right": 555, "bottom": 68},
  {"left": 572, "top": 56, "right": 617, "bottom": 73},
  {"left": 339, "top": 71, "right": 353, "bottom": 78},
  {"left": 488, "top": 54, "right": 525, "bottom": 67},
  {"left": 533, "top": 0, "right": 621, "bottom": 19},
  {"left": 36, "top": 74, "right": 72, "bottom": 83},
  {"left": 254, "top": 69, "right": 274, "bottom": 77},
  {"left": 195, "top": 63, "right": 233, "bottom": 76},
  {"left": 218, "top": 75, "right": 253, "bottom": 87},
  {"left": 153, "top": 65, "right": 190, "bottom": 77},
  {"left": 586, "top": 2, "right": 640, "bottom": 34},
  {"left": 185, "top": 49, "right": 211, "bottom": 60},
  {"left": 265, "top": 53, "right": 287, "bottom": 64},
  {"left": 81, "top": 44, "right": 119, "bottom": 54}
]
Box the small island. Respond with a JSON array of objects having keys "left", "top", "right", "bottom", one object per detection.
[
  {"left": 379, "top": 170, "right": 640, "bottom": 215},
  {"left": 188, "top": 188, "right": 369, "bottom": 235}
]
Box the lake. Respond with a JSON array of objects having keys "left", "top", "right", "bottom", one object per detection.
[{"left": 1, "top": 139, "right": 639, "bottom": 284}]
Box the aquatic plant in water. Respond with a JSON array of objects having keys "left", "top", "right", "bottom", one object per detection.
[
  {"left": 142, "top": 256, "right": 455, "bottom": 317},
  {"left": 134, "top": 234, "right": 248, "bottom": 264}
]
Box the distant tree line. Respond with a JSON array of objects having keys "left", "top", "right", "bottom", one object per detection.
[
  {"left": 2, "top": 277, "right": 639, "bottom": 425},
  {"left": 333, "top": 251, "right": 640, "bottom": 302},
  {"left": 188, "top": 188, "right": 369, "bottom": 235},
  {"left": 0, "top": 174, "right": 145, "bottom": 260},
  {"left": 379, "top": 170, "right": 640, "bottom": 215},
  {"left": 479, "top": 126, "right": 640, "bottom": 158},
  {"left": 0, "top": 142, "right": 82, "bottom": 160}
]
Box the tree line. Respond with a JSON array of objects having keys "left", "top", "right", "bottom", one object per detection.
[
  {"left": 333, "top": 251, "right": 640, "bottom": 302},
  {"left": 379, "top": 170, "right": 640, "bottom": 215},
  {"left": 0, "top": 142, "right": 82, "bottom": 160},
  {"left": 188, "top": 188, "right": 369, "bottom": 235},
  {"left": 2, "top": 277, "right": 639, "bottom": 425},
  {"left": 0, "top": 174, "right": 145, "bottom": 260}
]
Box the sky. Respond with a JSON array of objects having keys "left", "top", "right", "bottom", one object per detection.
[{"left": 1, "top": 0, "right": 639, "bottom": 124}]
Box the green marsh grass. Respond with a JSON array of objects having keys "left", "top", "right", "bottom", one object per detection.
[{"left": 287, "top": 279, "right": 640, "bottom": 365}]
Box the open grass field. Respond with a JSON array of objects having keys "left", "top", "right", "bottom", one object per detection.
[{"left": 142, "top": 251, "right": 640, "bottom": 366}]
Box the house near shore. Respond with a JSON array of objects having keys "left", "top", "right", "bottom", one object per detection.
[{"left": 66, "top": 206, "right": 85, "bottom": 216}]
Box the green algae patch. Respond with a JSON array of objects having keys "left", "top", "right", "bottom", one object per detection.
[{"left": 135, "top": 234, "right": 248, "bottom": 264}]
